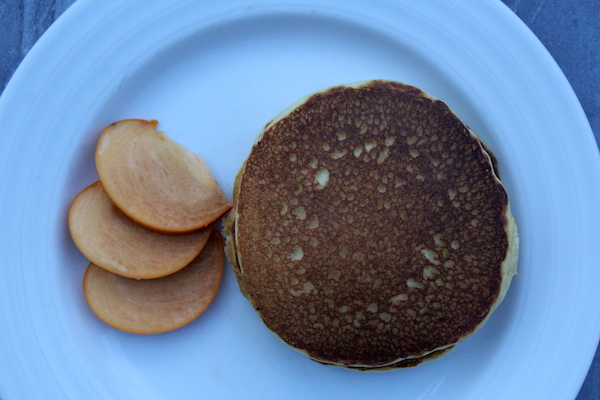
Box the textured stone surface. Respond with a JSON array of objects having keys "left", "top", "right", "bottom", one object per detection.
[{"left": 0, "top": 0, "right": 598, "bottom": 398}]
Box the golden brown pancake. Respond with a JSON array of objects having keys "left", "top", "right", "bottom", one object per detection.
[{"left": 224, "top": 80, "right": 518, "bottom": 369}]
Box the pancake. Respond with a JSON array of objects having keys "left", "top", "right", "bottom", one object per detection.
[{"left": 224, "top": 80, "right": 518, "bottom": 369}]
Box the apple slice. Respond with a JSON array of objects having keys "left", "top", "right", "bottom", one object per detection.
[
  {"left": 68, "top": 181, "right": 211, "bottom": 279},
  {"left": 83, "top": 231, "right": 225, "bottom": 334},
  {"left": 95, "top": 119, "right": 232, "bottom": 234}
]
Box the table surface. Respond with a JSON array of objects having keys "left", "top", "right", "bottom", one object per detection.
[{"left": 0, "top": 0, "right": 599, "bottom": 399}]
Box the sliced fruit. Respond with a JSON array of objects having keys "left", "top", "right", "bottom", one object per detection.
[
  {"left": 68, "top": 181, "right": 211, "bottom": 279},
  {"left": 83, "top": 231, "right": 225, "bottom": 334},
  {"left": 95, "top": 119, "right": 232, "bottom": 234}
]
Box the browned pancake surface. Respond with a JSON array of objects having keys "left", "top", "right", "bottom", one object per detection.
[{"left": 231, "top": 80, "right": 512, "bottom": 367}]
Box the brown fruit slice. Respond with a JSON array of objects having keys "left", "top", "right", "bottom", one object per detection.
[
  {"left": 83, "top": 231, "right": 225, "bottom": 334},
  {"left": 68, "top": 181, "right": 211, "bottom": 279},
  {"left": 95, "top": 119, "right": 232, "bottom": 234}
]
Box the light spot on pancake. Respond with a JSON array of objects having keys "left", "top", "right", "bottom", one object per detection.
[
  {"left": 423, "top": 265, "right": 440, "bottom": 279},
  {"left": 296, "top": 267, "right": 306, "bottom": 275},
  {"left": 385, "top": 136, "right": 396, "bottom": 146},
  {"left": 444, "top": 260, "right": 456, "bottom": 268},
  {"left": 409, "top": 149, "right": 420, "bottom": 158},
  {"left": 289, "top": 281, "right": 314, "bottom": 296},
  {"left": 365, "top": 139, "right": 377, "bottom": 152},
  {"left": 379, "top": 313, "right": 392, "bottom": 322},
  {"left": 377, "top": 184, "right": 387, "bottom": 193},
  {"left": 270, "top": 238, "right": 281, "bottom": 245},
  {"left": 391, "top": 293, "right": 408, "bottom": 303},
  {"left": 309, "top": 157, "right": 319, "bottom": 169},
  {"left": 288, "top": 245, "right": 304, "bottom": 261},
  {"left": 367, "top": 303, "right": 379, "bottom": 313},
  {"left": 339, "top": 305, "right": 350, "bottom": 313},
  {"left": 433, "top": 233, "right": 446, "bottom": 247},
  {"left": 290, "top": 198, "right": 299, "bottom": 205},
  {"left": 315, "top": 168, "right": 330, "bottom": 187},
  {"left": 354, "top": 145, "right": 363, "bottom": 157},
  {"left": 280, "top": 203, "right": 288, "bottom": 215},
  {"left": 292, "top": 206, "right": 306, "bottom": 220},
  {"left": 448, "top": 189, "right": 458, "bottom": 200},
  {"left": 395, "top": 179, "right": 407, "bottom": 188},
  {"left": 328, "top": 270, "right": 341, "bottom": 281},
  {"left": 307, "top": 215, "right": 319, "bottom": 229},
  {"left": 451, "top": 240, "right": 460, "bottom": 250},
  {"left": 352, "top": 252, "right": 366, "bottom": 263},
  {"left": 471, "top": 219, "right": 479, "bottom": 227},
  {"left": 406, "top": 278, "right": 424, "bottom": 289},
  {"left": 322, "top": 143, "right": 330, "bottom": 151},
  {"left": 309, "top": 237, "right": 318, "bottom": 247},
  {"left": 336, "top": 131, "right": 347, "bottom": 141},
  {"left": 437, "top": 171, "right": 447, "bottom": 180},
  {"left": 406, "top": 136, "right": 418, "bottom": 145},
  {"left": 339, "top": 247, "right": 349, "bottom": 259},
  {"left": 421, "top": 248, "right": 440, "bottom": 265},
  {"left": 331, "top": 149, "right": 348, "bottom": 159},
  {"left": 377, "top": 147, "right": 390, "bottom": 164},
  {"left": 431, "top": 158, "right": 441, "bottom": 167},
  {"left": 289, "top": 153, "right": 297, "bottom": 162}
]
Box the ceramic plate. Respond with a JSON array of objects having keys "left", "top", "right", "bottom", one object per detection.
[{"left": 1, "top": 1, "right": 599, "bottom": 399}]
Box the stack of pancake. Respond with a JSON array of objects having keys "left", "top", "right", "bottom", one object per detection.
[{"left": 225, "top": 80, "right": 518, "bottom": 369}]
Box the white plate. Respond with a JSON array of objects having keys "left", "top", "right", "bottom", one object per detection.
[{"left": 1, "top": 0, "right": 599, "bottom": 399}]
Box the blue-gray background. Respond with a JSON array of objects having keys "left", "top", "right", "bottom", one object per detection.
[{"left": 0, "top": 0, "right": 598, "bottom": 398}]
